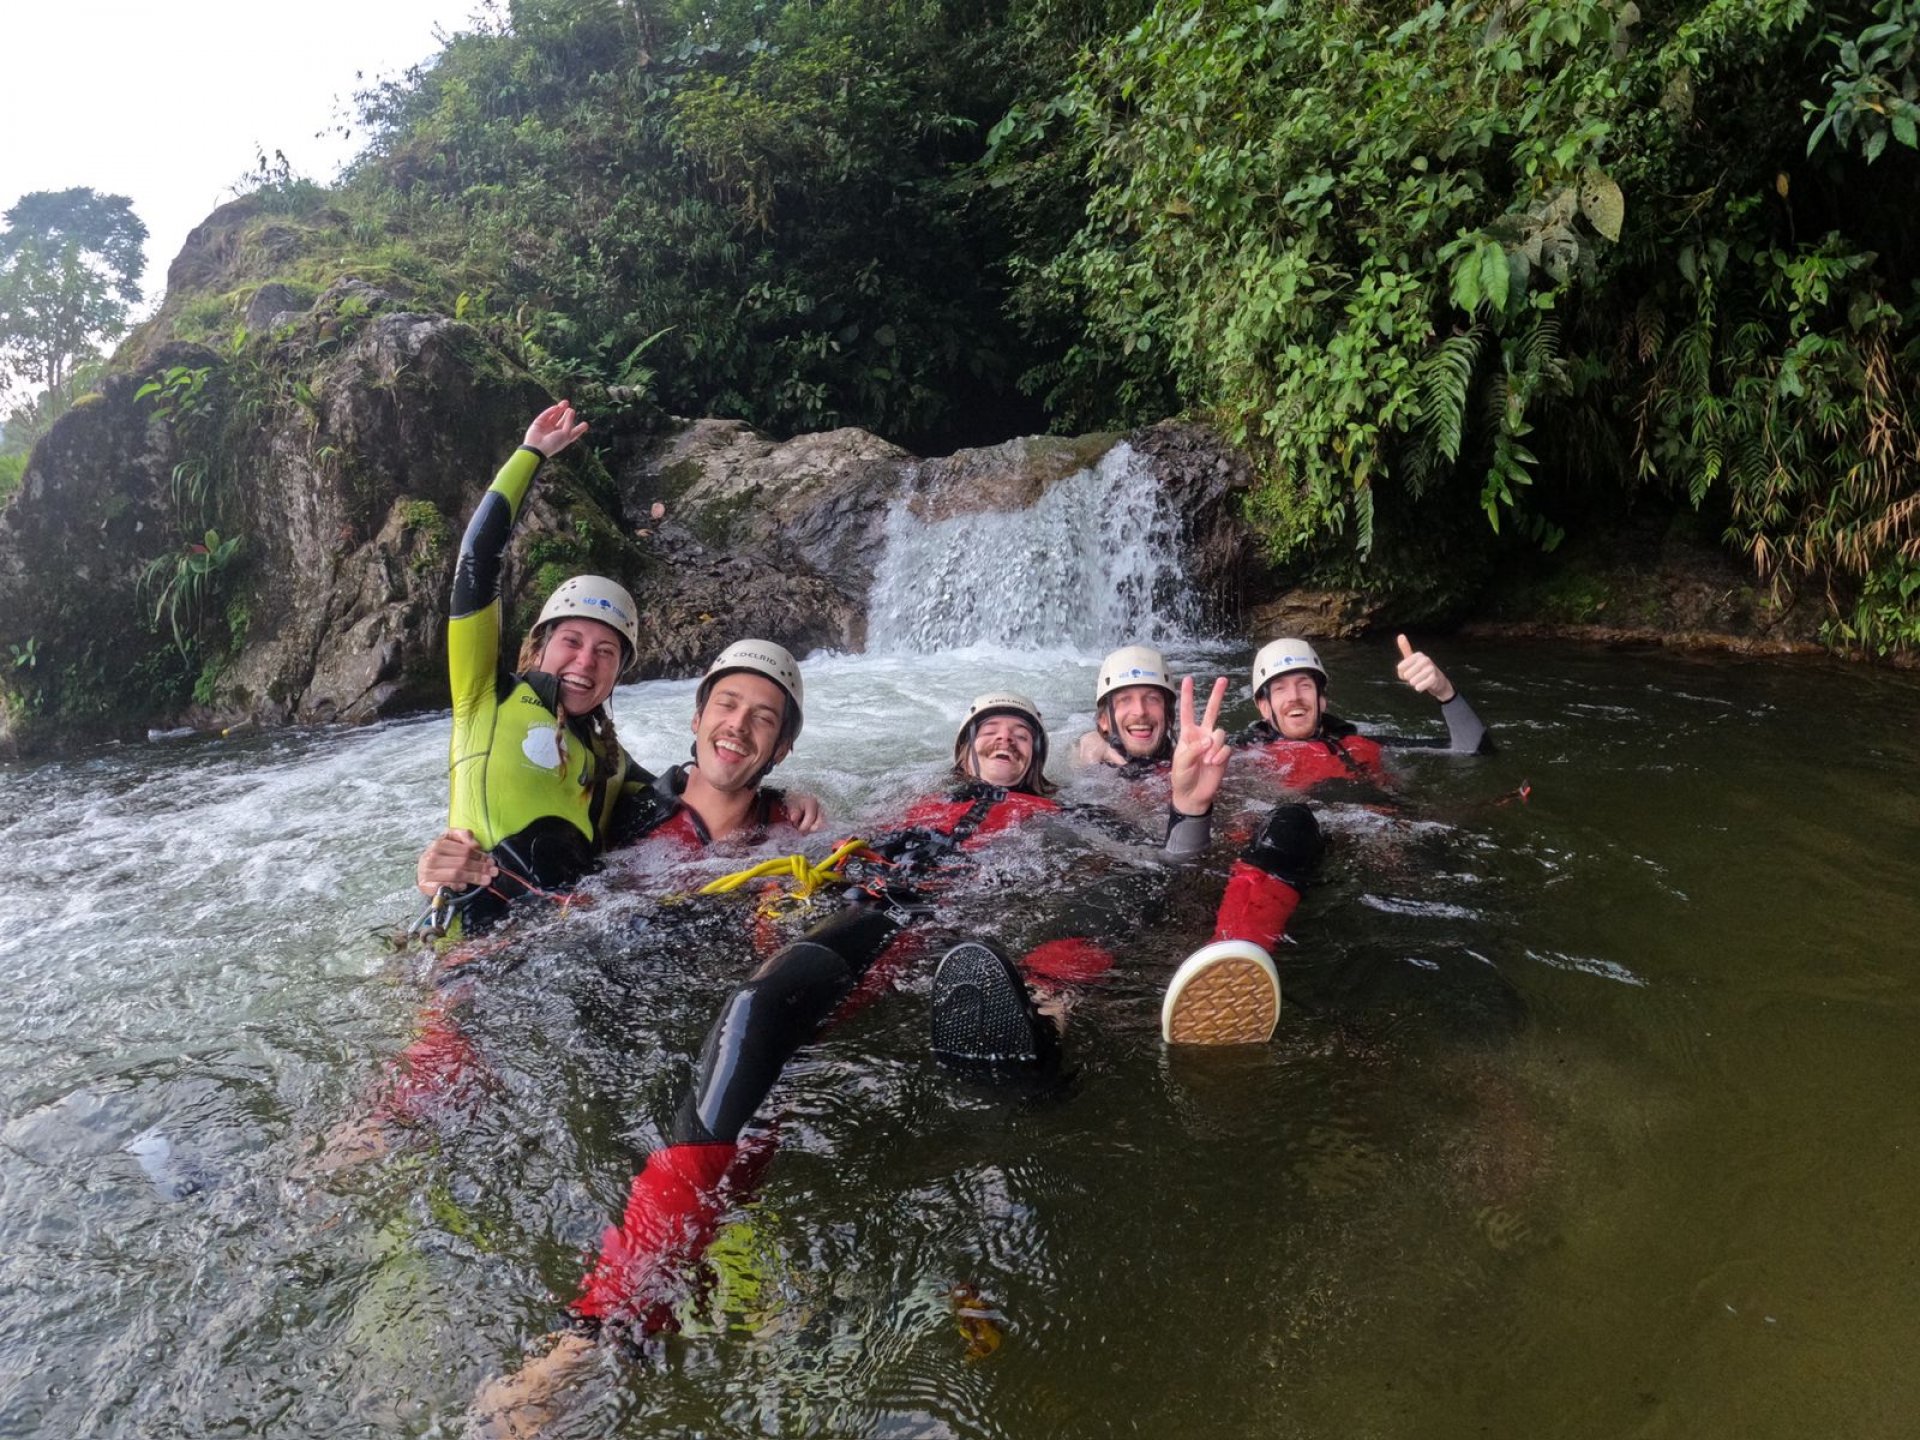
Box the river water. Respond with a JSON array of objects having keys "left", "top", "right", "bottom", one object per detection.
[{"left": 2, "top": 565, "right": 1918, "bottom": 1436}]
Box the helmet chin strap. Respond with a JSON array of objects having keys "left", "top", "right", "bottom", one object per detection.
[
  {"left": 1258, "top": 676, "right": 1328, "bottom": 740},
  {"left": 1100, "top": 698, "right": 1173, "bottom": 762}
]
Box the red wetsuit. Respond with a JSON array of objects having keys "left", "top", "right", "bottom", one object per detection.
[
  {"left": 893, "top": 786, "right": 1060, "bottom": 843},
  {"left": 1237, "top": 730, "right": 1386, "bottom": 789}
]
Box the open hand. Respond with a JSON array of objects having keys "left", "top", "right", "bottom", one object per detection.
[
  {"left": 524, "top": 400, "right": 589, "bottom": 458},
  {"left": 1169, "top": 675, "right": 1231, "bottom": 816},
  {"left": 1395, "top": 634, "right": 1456, "bottom": 703}
]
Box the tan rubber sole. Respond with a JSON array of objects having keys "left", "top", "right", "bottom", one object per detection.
[{"left": 1163, "top": 947, "right": 1280, "bottom": 1045}]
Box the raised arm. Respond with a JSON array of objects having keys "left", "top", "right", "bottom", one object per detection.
[
  {"left": 1395, "top": 634, "right": 1492, "bottom": 754},
  {"left": 449, "top": 401, "right": 588, "bottom": 622},
  {"left": 445, "top": 402, "right": 594, "bottom": 841}
]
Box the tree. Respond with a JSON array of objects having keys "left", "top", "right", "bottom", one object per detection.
[{"left": 0, "top": 188, "right": 147, "bottom": 394}]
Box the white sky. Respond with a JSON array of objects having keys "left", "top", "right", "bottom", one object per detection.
[{"left": 1, "top": 1, "right": 486, "bottom": 315}]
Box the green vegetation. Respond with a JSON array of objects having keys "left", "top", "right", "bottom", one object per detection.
[
  {"left": 129, "top": 344, "right": 262, "bottom": 682},
  {"left": 0, "top": 188, "right": 147, "bottom": 395},
  {"left": 36, "top": 0, "right": 1915, "bottom": 655},
  {"left": 400, "top": 499, "right": 452, "bottom": 574},
  {"left": 1004, "top": 0, "right": 1920, "bottom": 650},
  {"left": 329, "top": 0, "right": 1068, "bottom": 445},
  {"left": 335, "top": 0, "right": 1920, "bottom": 652},
  {"left": 140, "top": 529, "right": 243, "bottom": 661}
]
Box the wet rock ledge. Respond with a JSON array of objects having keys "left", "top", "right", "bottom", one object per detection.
[{"left": 0, "top": 286, "right": 1253, "bottom": 756}]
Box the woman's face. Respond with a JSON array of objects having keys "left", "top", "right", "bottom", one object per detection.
[{"left": 537, "top": 618, "right": 625, "bottom": 716}]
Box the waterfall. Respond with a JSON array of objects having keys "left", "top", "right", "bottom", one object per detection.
[{"left": 865, "top": 442, "right": 1198, "bottom": 653}]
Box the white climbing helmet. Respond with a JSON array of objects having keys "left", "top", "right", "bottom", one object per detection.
[
  {"left": 697, "top": 639, "right": 805, "bottom": 741},
  {"left": 537, "top": 575, "right": 640, "bottom": 663},
  {"left": 1250, "top": 637, "right": 1328, "bottom": 698},
  {"left": 1095, "top": 644, "right": 1176, "bottom": 705}
]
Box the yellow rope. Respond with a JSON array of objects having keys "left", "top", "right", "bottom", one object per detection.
[{"left": 695, "top": 838, "right": 875, "bottom": 918}]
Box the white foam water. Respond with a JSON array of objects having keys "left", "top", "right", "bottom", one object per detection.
[{"left": 865, "top": 442, "right": 1198, "bottom": 653}]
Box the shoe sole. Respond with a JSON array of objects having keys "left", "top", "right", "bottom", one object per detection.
[
  {"left": 932, "top": 942, "right": 1041, "bottom": 1063},
  {"left": 1162, "top": 940, "right": 1280, "bottom": 1045}
]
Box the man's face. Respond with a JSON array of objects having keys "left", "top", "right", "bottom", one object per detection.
[
  {"left": 966, "top": 713, "right": 1037, "bottom": 788},
  {"left": 1098, "top": 684, "right": 1170, "bottom": 759},
  {"left": 691, "top": 672, "right": 791, "bottom": 791},
  {"left": 538, "top": 619, "right": 624, "bottom": 717},
  {"left": 1257, "top": 672, "right": 1326, "bottom": 741}
]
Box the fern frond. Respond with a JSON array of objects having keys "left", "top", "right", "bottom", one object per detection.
[{"left": 1417, "top": 326, "right": 1484, "bottom": 464}]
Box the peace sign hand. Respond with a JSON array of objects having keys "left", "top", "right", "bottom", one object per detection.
[{"left": 1169, "top": 675, "right": 1231, "bottom": 816}]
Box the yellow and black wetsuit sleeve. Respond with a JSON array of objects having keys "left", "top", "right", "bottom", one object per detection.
[
  {"left": 591, "top": 742, "right": 664, "bottom": 848},
  {"left": 445, "top": 447, "right": 544, "bottom": 842},
  {"left": 451, "top": 446, "right": 543, "bottom": 627}
]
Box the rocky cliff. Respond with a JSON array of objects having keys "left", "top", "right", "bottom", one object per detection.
[{"left": 0, "top": 266, "right": 1264, "bottom": 756}]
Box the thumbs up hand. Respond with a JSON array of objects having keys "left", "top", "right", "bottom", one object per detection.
[{"left": 1395, "top": 634, "right": 1456, "bottom": 703}]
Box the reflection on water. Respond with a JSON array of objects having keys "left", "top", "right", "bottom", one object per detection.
[{"left": 2, "top": 641, "right": 1918, "bottom": 1437}]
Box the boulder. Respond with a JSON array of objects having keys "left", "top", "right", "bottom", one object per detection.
[
  {"left": 619, "top": 420, "right": 914, "bottom": 598},
  {"left": 1247, "top": 590, "right": 1381, "bottom": 642},
  {"left": 623, "top": 518, "right": 864, "bottom": 674},
  {"left": 244, "top": 283, "right": 308, "bottom": 333},
  {"left": 0, "top": 356, "right": 188, "bottom": 752},
  {"left": 909, "top": 433, "right": 1119, "bottom": 520}
]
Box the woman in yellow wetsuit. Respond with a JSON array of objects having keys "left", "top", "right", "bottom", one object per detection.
[{"left": 436, "top": 399, "right": 650, "bottom": 929}]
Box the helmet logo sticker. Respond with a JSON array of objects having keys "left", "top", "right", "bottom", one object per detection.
[{"left": 575, "top": 595, "right": 631, "bottom": 621}]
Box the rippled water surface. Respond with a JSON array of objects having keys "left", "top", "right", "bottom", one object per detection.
[{"left": 2, "top": 640, "right": 1916, "bottom": 1438}]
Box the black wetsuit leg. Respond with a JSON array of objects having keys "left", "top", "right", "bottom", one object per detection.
[{"left": 669, "top": 900, "right": 906, "bottom": 1147}]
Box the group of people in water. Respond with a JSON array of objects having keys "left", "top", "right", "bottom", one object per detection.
[{"left": 386, "top": 401, "right": 1494, "bottom": 1430}]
